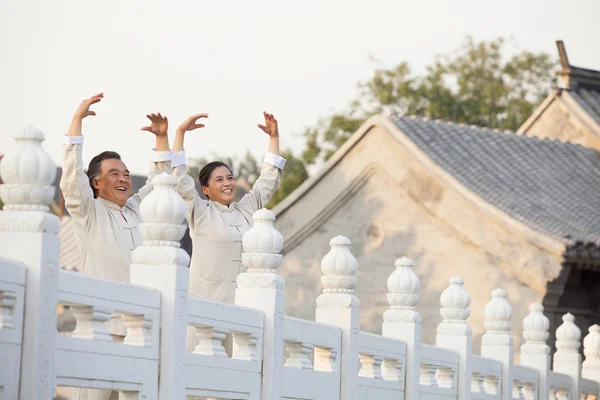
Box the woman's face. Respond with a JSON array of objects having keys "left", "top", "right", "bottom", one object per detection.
[{"left": 202, "top": 165, "right": 236, "bottom": 205}]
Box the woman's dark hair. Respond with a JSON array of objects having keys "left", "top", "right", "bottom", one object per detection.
[
  {"left": 87, "top": 151, "right": 122, "bottom": 198},
  {"left": 198, "top": 162, "right": 233, "bottom": 198}
]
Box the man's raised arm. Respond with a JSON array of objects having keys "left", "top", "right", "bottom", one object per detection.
[{"left": 59, "top": 93, "right": 103, "bottom": 219}]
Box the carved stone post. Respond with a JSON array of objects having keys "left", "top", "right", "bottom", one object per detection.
[
  {"left": 0, "top": 126, "right": 60, "bottom": 399},
  {"left": 382, "top": 257, "right": 421, "bottom": 400},
  {"left": 582, "top": 325, "right": 600, "bottom": 384},
  {"left": 315, "top": 235, "right": 360, "bottom": 400},
  {"left": 436, "top": 276, "right": 472, "bottom": 400},
  {"left": 129, "top": 173, "right": 190, "bottom": 399},
  {"left": 553, "top": 313, "right": 582, "bottom": 400},
  {"left": 481, "top": 289, "right": 514, "bottom": 400},
  {"left": 235, "top": 208, "right": 285, "bottom": 400},
  {"left": 520, "top": 303, "right": 551, "bottom": 400}
]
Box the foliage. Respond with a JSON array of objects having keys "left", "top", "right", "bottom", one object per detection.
[
  {"left": 189, "top": 37, "right": 557, "bottom": 206},
  {"left": 303, "top": 37, "right": 557, "bottom": 165}
]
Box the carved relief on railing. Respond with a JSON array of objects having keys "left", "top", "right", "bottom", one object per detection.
[
  {"left": 57, "top": 271, "right": 159, "bottom": 347},
  {"left": 191, "top": 325, "right": 228, "bottom": 357},
  {"left": 419, "top": 344, "right": 458, "bottom": 395},
  {"left": 284, "top": 341, "right": 314, "bottom": 369},
  {"left": 548, "top": 371, "right": 572, "bottom": 400},
  {"left": 0, "top": 290, "right": 17, "bottom": 330},
  {"left": 471, "top": 355, "right": 501, "bottom": 397},
  {"left": 71, "top": 305, "right": 112, "bottom": 341},
  {"left": 282, "top": 316, "right": 340, "bottom": 374},
  {"left": 356, "top": 332, "right": 405, "bottom": 388},
  {"left": 122, "top": 313, "right": 153, "bottom": 347},
  {"left": 511, "top": 379, "right": 536, "bottom": 400},
  {"left": 232, "top": 331, "right": 259, "bottom": 362},
  {"left": 314, "top": 346, "right": 338, "bottom": 373}
]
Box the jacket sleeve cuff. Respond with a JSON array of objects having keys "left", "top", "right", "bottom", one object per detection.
[
  {"left": 62, "top": 135, "right": 84, "bottom": 145},
  {"left": 151, "top": 148, "right": 174, "bottom": 162},
  {"left": 173, "top": 150, "right": 186, "bottom": 167},
  {"left": 264, "top": 152, "right": 286, "bottom": 169}
]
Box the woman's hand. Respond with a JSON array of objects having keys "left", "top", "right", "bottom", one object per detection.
[
  {"left": 173, "top": 113, "right": 208, "bottom": 153},
  {"left": 257, "top": 111, "right": 279, "bottom": 138},
  {"left": 177, "top": 113, "right": 209, "bottom": 134}
]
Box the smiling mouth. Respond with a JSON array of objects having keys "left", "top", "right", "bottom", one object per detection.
[
  {"left": 116, "top": 187, "right": 128, "bottom": 192},
  {"left": 223, "top": 189, "right": 233, "bottom": 194}
]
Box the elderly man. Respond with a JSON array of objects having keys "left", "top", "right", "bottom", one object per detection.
[
  {"left": 61, "top": 93, "right": 172, "bottom": 281},
  {"left": 60, "top": 93, "right": 172, "bottom": 400}
]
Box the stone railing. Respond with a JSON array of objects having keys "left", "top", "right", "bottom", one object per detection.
[{"left": 1, "top": 126, "right": 600, "bottom": 400}]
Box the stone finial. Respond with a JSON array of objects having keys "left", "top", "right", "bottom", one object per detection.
[
  {"left": 316, "top": 235, "right": 360, "bottom": 309},
  {"left": 440, "top": 276, "right": 471, "bottom": 322},
  {"left": 0, "top": 126, "right": 56, "bottom": 212},
  {"left": 138, "top": 174, "right": 187, "bottom": 245},
  {"left": 383, "top": 257, "right": 421, "bottom": 323},
  {"left": 583, "top": 325, "right": 600, "bottom": 361},
  {"left": 483, "top": 289, "right": 512, "bottom": 334},
  {"left": 522, "top": 303, "right": 550, "bottom": 345},
  {"left": 555, "top": 313, "right": 581, "bottom": 353},
  {"left": 320, "top": 235, "right": 358, "bottom": 294},
  {"left": 132, "top": 173, "right": 190, "bottom": 267},
  {"left": 241, "top": 208, "right": 283, "bottom": 271},
  {"left": 437, "top": 276, "right": 471, "bottom": 336},
  {"left": 237, "top": 208, "right": 284, "bottom": 290}
]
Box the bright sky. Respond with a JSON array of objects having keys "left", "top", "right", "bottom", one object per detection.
[{"left": 1, "top": 0, "right": 598, "bottom": 175}]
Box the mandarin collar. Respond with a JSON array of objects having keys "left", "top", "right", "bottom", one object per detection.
[
  {"left": 98, "top": 197, "right": 126, "bottom": 211},
  {"left": 211, "top": 200, "right": 235, "bottom": 212}
]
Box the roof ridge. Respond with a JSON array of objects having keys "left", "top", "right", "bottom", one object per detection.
[
  {"left": 393, "top": 114, "right": 600, "bottom": 243},
  {"left": 396, "top": 114, "right": 597, "bottom": 154}
]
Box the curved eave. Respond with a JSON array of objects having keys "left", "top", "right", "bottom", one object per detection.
[{"left": 275, "top": 115, "right": 566, "bottom": 258}]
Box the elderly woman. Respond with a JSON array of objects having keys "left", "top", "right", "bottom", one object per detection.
[{"left": 172, "top": 112, "right": 286, "bottom": 304}]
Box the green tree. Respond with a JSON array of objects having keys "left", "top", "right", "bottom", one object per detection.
[
  {"left": 267, "top": 150, "right": 308, "bottom": 208},
  {"left": 304, "top": 37, "right": 557, "bottom": 165},
  {"left": 186, "top": 37, "right": 557, "bottom": 206}
]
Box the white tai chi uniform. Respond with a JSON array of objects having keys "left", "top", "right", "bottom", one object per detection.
[
  {"left": 173, "top": 151, "right": 286, "bottom": 304},
  {"left": 60, "top": 135, "right": 172, "bottom": 400}
]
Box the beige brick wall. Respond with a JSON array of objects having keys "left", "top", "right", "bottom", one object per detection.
[{"left": 276, "top": 124, "right": 564, "bottom": 353}]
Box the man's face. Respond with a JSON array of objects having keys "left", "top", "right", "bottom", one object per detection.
[{"left": 93, "top": 158, "right": 131, "bottom": 207}]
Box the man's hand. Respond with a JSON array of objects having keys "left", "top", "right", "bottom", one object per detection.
[
  {"left": 141, "top": 113, "right": 169, "bottom": 137},
  {"left": 257, "top": 111, "right": 279, "bottom": 138},
  {"left": 177, "top": 113, "right": 208, "bottom": 134},
  {"left": 73, "top": 93, "right": 104, "bottom": 121}
]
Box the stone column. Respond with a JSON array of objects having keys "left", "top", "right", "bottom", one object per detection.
[
  {"left": 315, "top": 235, "right": 359, "bottom": 400},
  {"left": 129, "top": 173, "right": 190, "bottom": 400},
  {"left": 0, "top": 126, "right": 60, "bottom": 399},
  {"left": 381, "top": 257, "right": 421, "bottom": 400},
  {"left": 481, "top": 289, "right": 514, "bottom": 400},
  {"left": 582, "top": 325, "right": 600, "bottom": 384},
  {"left": 553, "top": 313, "right": 582, "bottom": 400},
  {"left": 235, "top": 208, "right": 285, "bottom": 400},
  {"left": 436, "top": 276, "right": 472, "bottom": 400},
  {"left": 520, "top": 303, "right": 551, "bottom": 400}
]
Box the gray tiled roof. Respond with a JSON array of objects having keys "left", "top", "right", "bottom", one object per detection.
[
  {"left": 569, "top": 88, "right": 600, "bottom": 128},
  {"left": 392, "top": 115, "right": 600, "bottom": 244}
]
